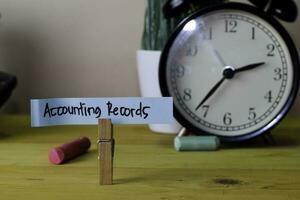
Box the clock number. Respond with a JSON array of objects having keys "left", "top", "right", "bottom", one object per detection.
[
  {"left": 183, "top": 88, "right": 192, "bottom": 101},
  {"left": 225, "top": 20, "right": 237, "bottom": 33},
  {"left": 251, "top": 27, "right": 255, "bottom": 40},
  {"left": 186, "top": 45, "right": 198, "bottom": 56},
  {"left": 176, "top": 65, "right": 185, "bottom": 78},
  {"left": 202, "top": 105, "right": 210, "bottom": 118},
  {"left": 267, "top": 44, "right": 275, "bottom": 56},
  {"left": 223, "top": 112, "right": 232, "bottom": 125},
  {"left": 248, "top": 107, "right": 257, "bottom": 121},
  {"left": 274, "top": 68, "right": 282, "bottom": 81},
  {"left": 203, "top": 27, "right": 212, "bottom": 40},
  {"left": 265, "top": 90, "right": 273, "bottom": 103}
]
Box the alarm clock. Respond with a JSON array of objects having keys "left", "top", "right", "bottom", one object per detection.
[{"left": 159, "top": 2, "right": 299, "bottom": 141}]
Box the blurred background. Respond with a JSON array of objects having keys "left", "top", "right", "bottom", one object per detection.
[{"left": 0, "top": 0, "right": 299, "bottom": 114}]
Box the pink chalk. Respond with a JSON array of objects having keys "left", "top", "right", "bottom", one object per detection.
[{"left": 48, "top": 137, "right": 91, "bottom": 165}]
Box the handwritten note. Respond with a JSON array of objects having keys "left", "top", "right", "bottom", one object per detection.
[{"left": 31, "top": 97, "right": 173, "bottom": 127}]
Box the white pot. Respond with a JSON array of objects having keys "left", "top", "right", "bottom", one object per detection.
[{"left": 136, "top": 50, "right": 181, "bottom": 134}]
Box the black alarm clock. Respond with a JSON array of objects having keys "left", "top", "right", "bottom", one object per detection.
[{"left": 159, "top": 1, "right": 299, "bottom": 141}]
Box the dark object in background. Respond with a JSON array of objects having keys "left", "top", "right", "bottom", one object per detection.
[{"left": 0, "top": 71, "right": 17, "bottom": 108}]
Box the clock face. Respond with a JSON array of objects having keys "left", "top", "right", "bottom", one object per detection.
[{"left": 159, "top": 3, "right": 299, "bottom": 141}]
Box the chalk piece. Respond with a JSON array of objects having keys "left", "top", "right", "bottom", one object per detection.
[
  {"left": 49, "top": 137, "right": 91, "bottom": 165},
  {"left": 174, "top": 136, "right": 220, "bottom": 151}
]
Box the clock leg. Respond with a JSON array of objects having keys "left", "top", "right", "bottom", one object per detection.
[{"left": 261, "top": 132, "right": 276, "bottom": 146}]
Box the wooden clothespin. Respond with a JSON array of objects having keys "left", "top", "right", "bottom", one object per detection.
[{"left": 98, "top": 119, "right": 114, "bottom": 185}]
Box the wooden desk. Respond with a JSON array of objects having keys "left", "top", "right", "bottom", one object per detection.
[{"left": 0, "top": 115, "right": 300, "bottom": 200}]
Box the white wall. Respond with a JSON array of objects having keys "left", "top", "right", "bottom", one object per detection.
[
  {"left": 0, "top": 0, "right": 145, "bottom": 113},
  {"left": 0, "top": 0, "right": 300, "bottom": 115}
]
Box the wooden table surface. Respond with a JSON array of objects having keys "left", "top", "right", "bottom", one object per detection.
[{"left": 0, "top": 115, "right": 300, "bottom": 200}]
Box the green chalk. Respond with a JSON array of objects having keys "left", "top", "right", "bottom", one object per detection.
[{"left": 174, "top": 136, "right": 220, "bottom": 151}]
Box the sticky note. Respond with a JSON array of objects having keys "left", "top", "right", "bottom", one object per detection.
[{"left": 31, "top": 97, "right": 173, "bottom": 127}]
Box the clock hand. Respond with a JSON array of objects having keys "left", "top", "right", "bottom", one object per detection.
[
  {"left": 195, "top": 62, "right": 264, "bottom": 111},
  {"left": 213, "top": 49, "right": 227, "bottom": 67},
  {"left": 195, "top": 76, "right": 226, "bottom": 111},
  {"left": 235, "top": 62, "right": 265, "bottom": 73},
  {"left": 195, "top": 66, "right": 234, "bottom": 111}
]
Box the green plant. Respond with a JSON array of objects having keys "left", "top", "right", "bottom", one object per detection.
[{"left": 141, "top": 0, "right": 227, "bottom": 50}]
